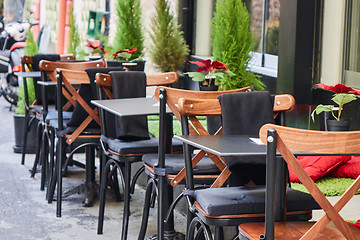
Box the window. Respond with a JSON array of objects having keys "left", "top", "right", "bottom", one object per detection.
[
  {"left": 246, "top": 0, "right": 280, "bottom": 77},
  {"left": 344, "top": 0, "right": 360, "bottom": 88}
]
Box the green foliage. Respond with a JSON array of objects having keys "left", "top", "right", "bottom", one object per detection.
[
  {"left": 113, "top": 0, "right": 144, "bottom": 60},
  {"left": 266, "top": 26, "right": 279, "bottom": 55},
  {"left": 211, "top": 0, "right": 264, "bottom": 91},
  {"left": 97, "top": 34, "right": 113, "bottom": 59},
  {"left": 67, "top": 4, "right": 85, "bottom": 60},
  {"left": 185, "top": 70, "right": 234, "bottom": 83},
  {"left": 311, "top": 93, "right": 357, "bottom": 121},
  {"left": 17, "top": 28, "right": 38, "bottom": 114},
  {"left": 15, "top": 78, "right": 35, "bottom": 115},
  {"left": 149, "top": 0, "right": 189, "bottom": 72},
  {"left": 24, "top": 28, "right": 38, "bottom": 56}
]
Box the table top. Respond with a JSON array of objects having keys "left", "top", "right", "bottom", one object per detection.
[
  {"left": 175, "top": 135, "right": 267, "bottom": 157},
  {"left": 91, "top": 97, "right": 171, "bottom": 117},
  {"left": 14, "top": 71, "right": 41, "bottom": 78},
  {"left": 37, "top": 81, "right": 57, "bottom": 86}
]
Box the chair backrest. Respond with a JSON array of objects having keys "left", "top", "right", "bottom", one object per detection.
[
  {"left": 95, "top": 71, "right": 153, "bottom": 141},
  {"left": 95, "top": 72, "right": 179, "bottom": 100},
  {"left": 37, "top": 59, "right": 106, "bottom": 109},
  {"left": 57, "top": 68, "right": 101, "bottom": 144},
  {"left": 21, "top": 54, "right": 75, "bottom": 72},
  {"left": 176, "top": 93, "right": 295, "bottom": 188},
  {"left": 259, "top": 124, "right": 360, "bottom": 240},
  {"left": 153, "top": 86, "right": 252, "bottom": 187},
  {"left": 39, "top": 59, "right": 106, "bottom": 82}
]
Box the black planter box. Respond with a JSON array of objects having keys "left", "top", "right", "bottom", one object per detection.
[{"left": 13, "top": 114, "right": 38, "bottom": 154}]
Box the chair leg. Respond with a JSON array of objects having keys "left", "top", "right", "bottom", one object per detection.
[
  {"left": 98, "top": 159, "right": 117, "bottom": 234},
  {"left": 30, "top": 120, "right": 43, "bottom": 177},
  {"left": 121, "top": 161, "right": 131, "bottom": 240},
  {"left": 130, "top": 165, "right": 145, "bottom": 194},
  {"left": 56, "top": 137, "right": 66, "bottom": 217},
  {"left": 40, "top": 130, "right": 49, "bottom": 191},
  {"left": 214, "top": 227, "right": 224, "bottom": 240},
  {"left": 138, "top": 177, "right": 157, "bottom": 239},
  {"left": 187, "top": 217, "right": 213, "bottom": 240},
  {"left": 21, "top": 113, "right": 31, "bottom": 165},
  {"left": 46, "top": 129, "right": 56, "bottom": 203}
]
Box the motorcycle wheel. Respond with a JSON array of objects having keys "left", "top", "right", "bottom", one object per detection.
[{"left": 2, "top": 73, "right": 18, "bottom": 105}]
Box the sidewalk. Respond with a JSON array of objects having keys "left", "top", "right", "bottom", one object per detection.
[{"left": 0, "top": 97, "right": 186, "bottom": 240}]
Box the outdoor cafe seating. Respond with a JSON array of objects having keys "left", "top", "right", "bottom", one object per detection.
[
  {"left": 20, "top": 53, "right": 75, "bottom": 167},
  {"left": 238, "top": 124, "right": 360, "bottom": 239},
  {"left": 35, "top": 59, "right": 106, "bottom": 203},
  {"left": 44, "top": 64, "right": 131, "bottom": 217},
  {"left": 15, "top": 55, "right": 360, "bottom": 240},
  {"left": 138, "top": 86, "right": 251, "bottom": 239},
  {"left": 175, "top": 91, "right": 321, "bottom": 239},
  {"left": 93, "top": 71, "right": 184, "bottom": 240}
]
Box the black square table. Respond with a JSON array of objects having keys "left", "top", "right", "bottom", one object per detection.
[
  {"left": 14, "top": 71, "right": 42, "bottom": 79},
  {"left": 92, "top": 96, "right": 171, "bottom": 116}
]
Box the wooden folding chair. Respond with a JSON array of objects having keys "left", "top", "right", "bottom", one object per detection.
[
  {"left": 94, "top": 72, "right": 180, "bottom": 239},
  {"left": 137, "top": 86, "right": 252, "bottom": 239},
  {"left": 29, "top": 59, "right": 106, "bottom": 195},
  {"left": 48, "top": 66, "right": 109, "bottom": 217},
  {"left": 239, "top": 124, "right": 360, "bottom": 240},
  {"left": 20, "top": 53, "right": 75, "bottom": 165},
  {"left": 177, "top": 92, "right": 322, "bottom": 239}
]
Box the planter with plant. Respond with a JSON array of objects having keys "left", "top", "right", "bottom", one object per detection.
[
  {"left": 311, "top": 84, "right": 359, "bottom": 131},
  {"left": 211, "top": 0, "right": 264, "bottom": 91},
  {"left": 148, "top": 0, "right": 189, "bottom": 77},
  {"left": 185, "top": 58, "right": 234, "bottom": 91},
  {"left": 13, "top": 27, "right": 38, "bottom": 153},
  {"left": 107, "top": 0, "right": 145, "bottom": 71}
]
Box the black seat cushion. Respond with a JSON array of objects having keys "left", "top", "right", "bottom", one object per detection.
[
  {"left": 101, "top": 135, "right": 183, "bottom": 155},
  {"left": 101, "top": 135, "right": 158, "bottom": 155},
  {"left": 49, "top": 119, "right": 101, "bottom": 136},
  {"left": 193, "top": 186, "right": 320, "bottom": 216},
  {"left": 142, "top": 154, "right": 220, "bottom": 175},
  {"left": 45, "top": 109, "right": 72, "bottom": 124},
  {"left": 218, "top": 91, "right": 275, "bottom": 186}
]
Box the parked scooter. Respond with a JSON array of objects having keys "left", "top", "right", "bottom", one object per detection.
[{"left": 0, "top": 21, "right": 33, "bottom": 105}]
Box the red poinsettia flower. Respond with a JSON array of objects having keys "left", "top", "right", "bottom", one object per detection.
[
  {"left": 189, "top": 59, "right": 211, "bottom": 72},
  {"left": 212, "top": 60, "right": 229, "bottom": 71},
  {"left": 86, "top": 42, "right": 104, "bottom": 52},
  {"left": 315, "top": 83, "right": 360, "bottom": 95},
  {"left": 190, "top": 59, "right": 230, "bottom": 73},
  {"left": 86, "top": 42, "right": 96, "bottom": 49},
  {"left": 113, "top": 48, "right": 138, "bottom": 59}
]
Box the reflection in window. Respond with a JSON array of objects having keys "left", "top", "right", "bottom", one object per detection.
[
  {"left": 248, "top": 0, "right": 280, "bottom": 69},
  {"left": 347, "top": 0, "right": 360, "bottom": 72},
  {"left": 344, "top": 0, "right": 360, "bottom": 88}
]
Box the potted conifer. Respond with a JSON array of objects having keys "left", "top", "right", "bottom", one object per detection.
[
  {"left": 13, "top": 27, "right": 38, "bottom": 153},
  {"left": 107, "top": 0, "right": 145, "bottom": 71},
  {"left": 148, "top": 0, "right": 189, "bottom": 75},
  {"left": 211, "top": 0, "right": 264, "bottom": 91}
]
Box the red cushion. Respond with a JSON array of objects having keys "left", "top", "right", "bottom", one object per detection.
[
  {"left": 347, "top": 220, "right": 360, "bottom": 230},
  {"left": 289, "top": 156, "right": 351, "bottom": 183},
  {"left": 329, "top": 156, "right": 360, "bottom": 179}
]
